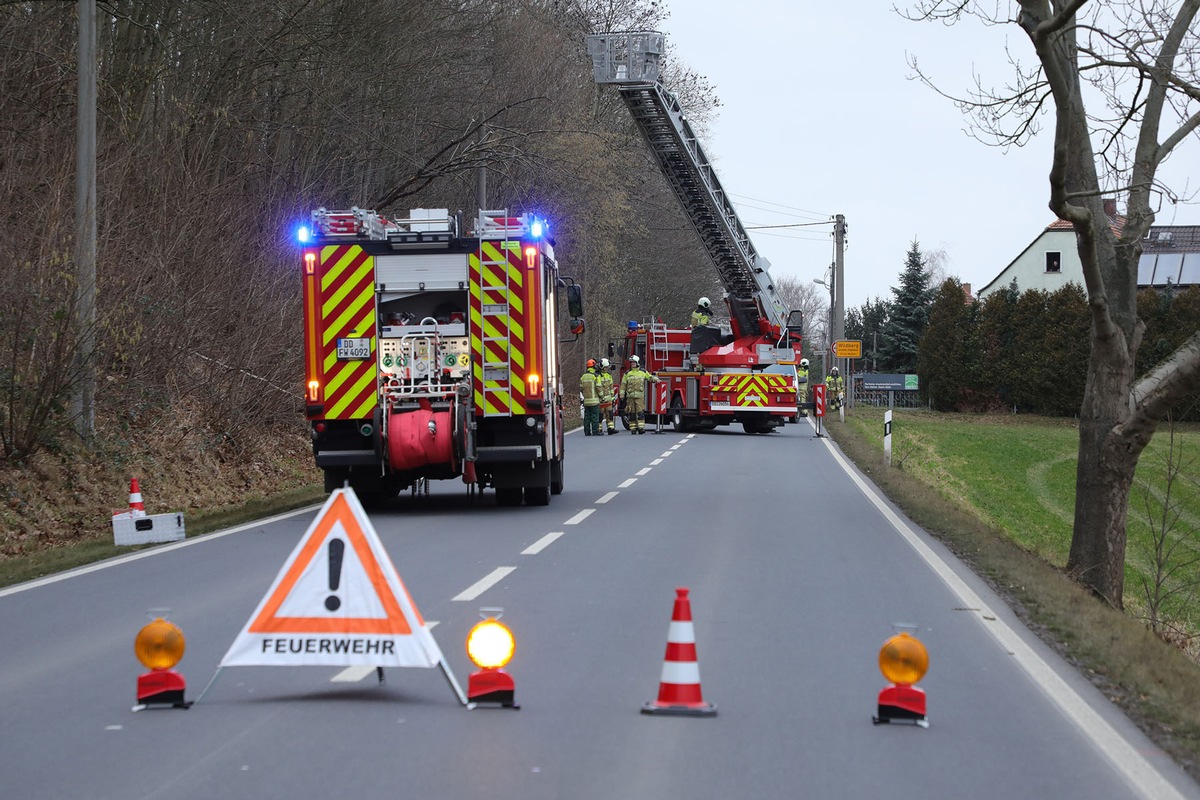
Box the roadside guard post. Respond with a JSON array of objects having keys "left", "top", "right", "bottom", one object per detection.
[
  {"left": 884, "top": 410, "right": 892, "bottom": 467},
  {"left": 812, "top": 384, "right": 827, "bottom": 438}
]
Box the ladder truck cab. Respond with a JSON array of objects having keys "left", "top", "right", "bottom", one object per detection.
[
  {"left": 589, "top": 31, "right": 805, "bottom": 434},
  {"left": 299, "top": 207, "right": 581, "bottom": 506}
]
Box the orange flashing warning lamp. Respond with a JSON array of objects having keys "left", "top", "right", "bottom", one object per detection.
[
  {"left": 307, "top": 380, "right": 320, "bottom": 402},
  {"left": 304, "top": 250, "right": 316, "bottom": 274},
  {"left": 133, "top": 615, "right": 192, "bottom": 710},
  {"left": 466, "top": 609, "right": 519, "bottom": 709},
  {"left": 527, "top": 373, "right": 541, "bottom": 395},
  {"left": 524, "top": 245, "right": 537, "bottom": 269},
  {"left": 873, "top": 629, "right": 928, "bottom": 727}
]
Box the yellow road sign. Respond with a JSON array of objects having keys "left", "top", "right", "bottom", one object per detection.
[{"left": 833, "top": 340, "right": 862, "bottom": 359}]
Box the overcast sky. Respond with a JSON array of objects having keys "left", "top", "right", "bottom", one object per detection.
[{"left": 658, "top": 1, "right": 1200, "bottom": 311}]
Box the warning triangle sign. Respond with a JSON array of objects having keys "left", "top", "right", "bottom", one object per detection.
[{"left": 219, "top": 488, "right": 446, "bottom": 669}]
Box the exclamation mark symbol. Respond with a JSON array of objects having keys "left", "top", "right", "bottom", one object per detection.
[{"left": 325, "top": 539, "right": 345, "bottom": 612}]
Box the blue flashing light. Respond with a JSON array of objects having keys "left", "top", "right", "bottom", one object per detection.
[
  {"left": 530, "top": 219, "right": 544, "bottom": 239},
  {"left": 297, "top": 225, "right": 312, "bottom": 244}
]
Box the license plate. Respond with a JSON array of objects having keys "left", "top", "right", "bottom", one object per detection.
[{"left": 336, "top": 338, "right": 371, "bottom": 360}]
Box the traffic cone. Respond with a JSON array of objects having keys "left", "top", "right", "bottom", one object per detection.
[
  {"left": 125, "top": 478, "right": 146, "bottom": 518},
  {"left": 641, "top": 587, "right": 716, "bottom": 717}
]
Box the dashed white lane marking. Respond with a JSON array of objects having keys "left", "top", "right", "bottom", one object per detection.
[
  {"left": 650, "top": 458, "right": 664, "bottom": 465},
  {"left": 636, "top": 468, "right": 652, "bottom": 476},
  {"left": 659, "top": 451, "right": 673, "bottom": 458},
  {"left": 452, "top": 567, "right": 515, "bottom": 602},
  {"left": 619, "top": 478, "right": 637, "bottom": 488},
  {"left": 331, "top": 665, "right": 378, "bottom": 683},
  {"left": 596, "top": 492, "right": 618, "bottom": 504},
  {"left": 523, "top": 531, "right": 565, "bottom": 555},
  {"left": 330, "top": 622, "right": 440, "bottom": 683},
  {"left": 820, "top": 438, "right": 1187, "bottom": 800},
  {"left": 564, "top": 509, "right": 595, "bottom": 525},
  {"left": 670, "top": 444, "right": 682, "bottom": 450}
]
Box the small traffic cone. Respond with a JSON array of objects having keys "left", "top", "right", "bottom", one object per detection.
[
  {"left": 125, "top": 478, "right": 146, "bottom": 518},
  {"left": 641, "top": 587, "right": 716, "bottom": 717}
]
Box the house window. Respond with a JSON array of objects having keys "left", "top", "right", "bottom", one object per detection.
[{"left": 1045, "top": 252, "right": 1062, "bottom": 273}]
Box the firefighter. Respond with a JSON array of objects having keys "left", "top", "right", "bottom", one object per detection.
[
  {"left": 598, "top": 357, "right": 617, "bottom": 435},
  {"left": 620, "top": 355, "right": 659, "bottom": 434},
  {"left": 580, "top": 359, "right": 601, "bottom": 435},
  {"left": 797, "top": 358, "right": 810, "bottom": 417},
  {"left": 690, "top": 297, "right": 712, "bottom": 327},
  {"left": 826, "top": 365, "right": 845, "bottom": 412}
]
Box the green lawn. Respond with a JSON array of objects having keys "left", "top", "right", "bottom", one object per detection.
[{"left": 843, "top": 408, "right": 1200, "bottom": 634}]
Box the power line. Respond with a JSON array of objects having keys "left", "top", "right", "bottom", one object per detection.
[{"left": 730, "top": 192, "right": 831, "bottom": 219}]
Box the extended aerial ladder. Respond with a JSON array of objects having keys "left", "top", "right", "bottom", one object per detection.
[
  {"left": 588, "top": 31, "right": 805, "bottom": 433},
  {"left": 586, "top": 31, "right": 796, "bottom": 344}
]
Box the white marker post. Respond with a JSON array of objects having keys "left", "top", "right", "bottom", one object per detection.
[{"left": 884, "top": 410, "right": 893, "bottom": 467}]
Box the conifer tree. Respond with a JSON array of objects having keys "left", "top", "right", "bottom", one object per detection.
[
  {"left": 878, "top": 241, "right": 934, "bottom": 373},
  {"left": 918, "top": 279, "right": 972, "bottom": 410}
]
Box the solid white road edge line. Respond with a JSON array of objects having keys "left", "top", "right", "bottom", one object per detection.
[
  {"left": 820, "top": 437, "right": 1186, "bottom": 800},
  {"left": 523, "top": 531, "right": 565, "bottom": 555},
  {"left": 452, "top": 567, "right": 516, "bottom": 602},
  {"left": 0, "top": 504, "right": 321, "bottom": 599}
]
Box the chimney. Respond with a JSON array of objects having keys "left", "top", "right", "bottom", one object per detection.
[
  {"left": 1103, "top": 198, "right": 1117, "bottom": 218},
  {"left": 961, "top": 283, "right": 973, "bottom": 303}
]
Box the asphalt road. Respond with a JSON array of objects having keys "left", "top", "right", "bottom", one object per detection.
[{"left": 2, "top": 419, "right": 1197, "bottom": 799}]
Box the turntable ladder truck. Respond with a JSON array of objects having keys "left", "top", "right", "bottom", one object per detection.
[{"left": 587, "top": 31, "right": 804, "bottom": 433}]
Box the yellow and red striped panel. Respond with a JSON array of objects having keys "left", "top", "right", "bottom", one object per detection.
[
  {"left": 469, "top": 240, "right": 534, "bottom": 416},
  {"left": 317, "top": 245, "right": 377, "bottom": 420},
  {"left": 710, "top": 373, "right": 793, "bottom": 408}
]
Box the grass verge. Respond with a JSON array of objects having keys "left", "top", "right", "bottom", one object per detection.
[{"left": 826, "top": 409, "right": 1200, "bottom": 781}]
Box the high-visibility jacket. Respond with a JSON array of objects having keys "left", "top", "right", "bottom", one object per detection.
[
  {"left": 796, "top": 368, "right": 809, "bottom": 385},
  {"left": 597, "top": 369, "right": 614, "bottom": 402},
  {"left": 620, "top": 367, "right": 658, "bottom": 400},
  {"left": 826, "top": 375, "right": 845, "bottom": 394},
  {"left": 690, "top": 310, "right": 710, "bottom": 326},
  {"left": 580, "top": 368, "right": 600, "bottom": 406}
]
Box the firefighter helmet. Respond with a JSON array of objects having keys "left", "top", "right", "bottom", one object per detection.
[
  {"left": 800, "top": 358, "right": 809, "bottom": 368},
  {"left": 630, "top": 355, "right": 640, "bottom": 365},
  {"left": 831, "top": 366, "right": 839, "bottom": 376},
  {"left": 586, "top": 359, "right": 596, "bottom": 368},
  {"left": 698, "top": 297, "right": 711, "bottom": 310},
  {"left": 600, "top": 358, "right": 610, "bottom": 369}
]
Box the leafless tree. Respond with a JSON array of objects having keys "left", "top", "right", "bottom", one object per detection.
[{"left": 908, "top": 0, "right": 1200, "bottom": 606}]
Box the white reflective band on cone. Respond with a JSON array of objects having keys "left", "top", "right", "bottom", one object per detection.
[
  {"left": 660, "top": 662, "right": 701, "bottom": 684},
  {"left": 666, "top": 621, "right": 695, "bottom": 643}
]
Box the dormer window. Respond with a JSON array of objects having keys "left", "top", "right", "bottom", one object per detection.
[{"left": 1045, "top": 252, "right": 1062, "bottom": 273}]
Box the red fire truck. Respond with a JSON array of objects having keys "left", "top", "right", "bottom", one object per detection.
[
  {"left": 590, "top": 32, "right": 804, "bottom": 432},
  {"left": 299, "top": 207, "right": 582, "bottom": 505}
]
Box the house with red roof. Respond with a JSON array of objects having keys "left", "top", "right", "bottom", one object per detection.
[{"left": 977, "top": 199, "right": 1200, "bottom": 298}]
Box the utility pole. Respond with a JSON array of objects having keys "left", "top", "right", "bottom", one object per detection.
[
  {"left": 833, "top": 214, "right": 846, "bottom": 346},
  {"left": 72, "top": 0, "right": 97, "bottom": 443}
]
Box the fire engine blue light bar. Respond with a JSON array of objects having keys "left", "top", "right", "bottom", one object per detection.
[{"left": 297, "top": 225, "right": 312, "bottom": 244}]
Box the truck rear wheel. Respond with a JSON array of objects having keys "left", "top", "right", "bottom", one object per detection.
[
  {"left": 496, "top": 487, "right": 523, "bottom": 507},
  {"left": 550, "top": 458, "right": 564, "bottom": 495},
  {"left": 525, "top": 484, "right": 550, "bottom": 506},
  {"left": 670, "top": 396, "right": 690, "bottom": 433}
]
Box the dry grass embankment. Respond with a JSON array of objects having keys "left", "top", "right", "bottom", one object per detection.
[{"left": 0, "top": 423, "right": 323, "bottom": 585}]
